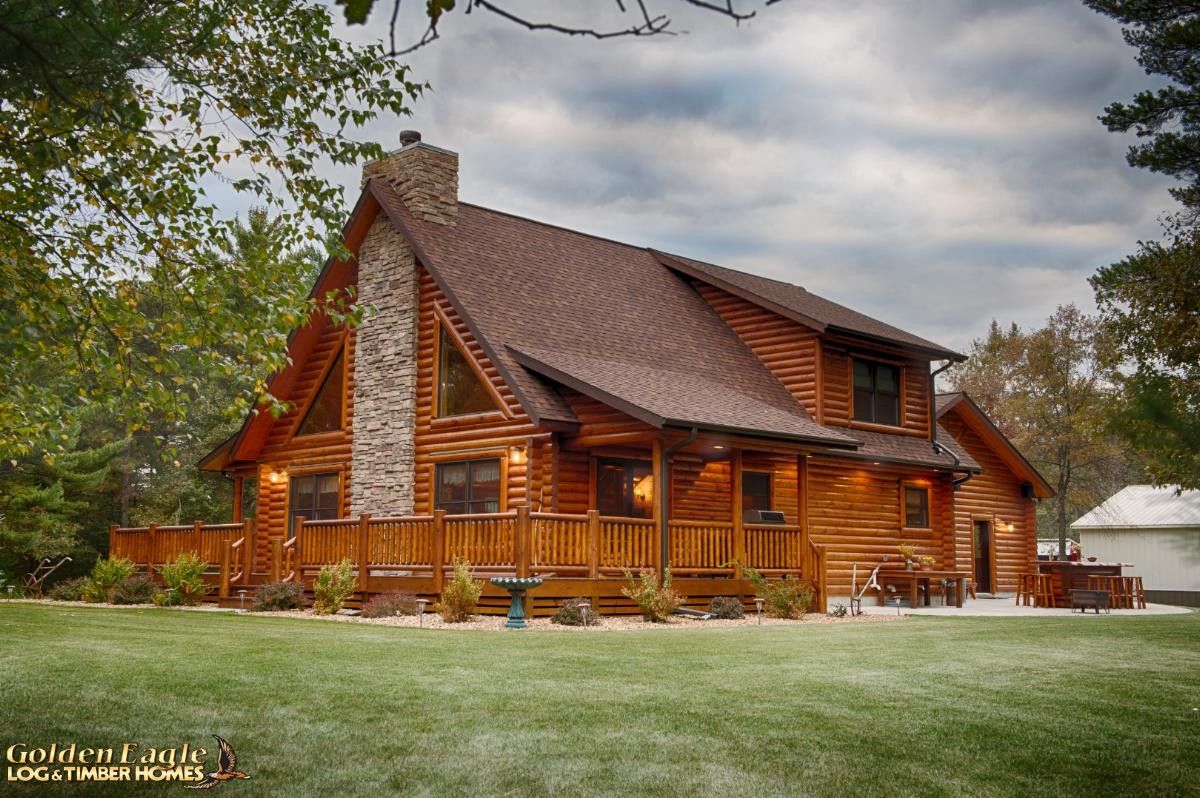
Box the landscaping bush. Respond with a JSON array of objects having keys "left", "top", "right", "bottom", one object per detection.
[
  {"left": 709, "top": 596, "right": 745, "bottom": 619},
  {"left": 313, "top": 559, "right": 357, "bottom": 615},
  {"left": 361, "top": 591, "right": 420, "bottom": 618},
  {"left": 158, "top": 552, "right": 211, "bottom": 606},
  {"left": 621, "top": 568, "right": 684, "bottom": 623},
  {"left": 745, "top": 568, "right": 812, "bottom": 619},
  {"left": 83, "top": 557, "right": 137, "bottom": 602},
  {"left": 551, "top": 597, "right": 601, "bottom": 626},
  {"left": 48, "top": 577, "right": 90, "bottom": 602},
  {"left": 434, "top": 558, "right": 483, "bottom": 622},
  {"left": 252, "top": 581, "right": 305, "bottom": 612},
  {"left": 110, "top": 575, "right": 160, "bottom": 605}
]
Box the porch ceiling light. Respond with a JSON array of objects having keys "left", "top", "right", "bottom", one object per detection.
[{"left": 713, "top": 444, "right": 725, "bottom": 450}]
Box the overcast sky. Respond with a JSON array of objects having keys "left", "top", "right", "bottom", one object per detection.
[{"left": 290, "top": 1, "right": 1171, "bottom": 352}]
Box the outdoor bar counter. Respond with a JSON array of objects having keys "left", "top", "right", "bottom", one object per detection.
[{"left": 1037, "top": 561, "right": 1131, "bottom": 605}]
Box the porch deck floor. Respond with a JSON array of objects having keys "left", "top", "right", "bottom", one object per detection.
[{"left": 836, "top": 596, "right": 1193, "bottom": 617}]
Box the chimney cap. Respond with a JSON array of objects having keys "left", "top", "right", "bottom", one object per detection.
[{"left": 398, "top": 130, "right": 422, "bottom": 146}]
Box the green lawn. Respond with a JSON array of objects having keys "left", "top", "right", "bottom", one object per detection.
[{"left": 1, "top": 605, "right": 1197, "bottom": 797}]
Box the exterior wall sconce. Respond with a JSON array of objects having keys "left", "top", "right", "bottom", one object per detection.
[
  {"left": 509, "top": 446, "right": 527, "bottom": 466},
  {"left": 268, "top": 470, "right": 284, "bottom": 484}
]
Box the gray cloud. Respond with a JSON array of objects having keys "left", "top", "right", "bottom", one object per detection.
[{"left": 244, "top": 1, "right": 1179, "bottom": 351}]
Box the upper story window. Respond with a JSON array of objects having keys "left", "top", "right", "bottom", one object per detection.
[
  {"left": 903, "top": 485, "right": 930, "bottom": 530},
  {"left": 290, "top": 472, "right": 340, "bottom": 533},
  {"left": 742, "top": 471, "right": 772, "bottom": 512},
  {"left": 853, "top": 359, "right": 900, "bottom": 426},
  {"left": 596, "top": 458, "right": 654, "bottom": 519},
  {"left": 437, "top": 326, "right": 496, "bottom": 417},
  {"left": 436, "top": 459, "right": 501, "bottom": 514},
  {"left": 296, "top": 351, "right": 344, "bottom": 436}
]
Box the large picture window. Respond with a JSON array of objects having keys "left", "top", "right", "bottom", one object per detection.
[
  {"left": 596, "top": 458, "right": 654, "bottom": 519},
  {"left": 853, "top": 359, "right": 901, "bottom": 426},
  {"left": 903, "top": 485, "right": 930, "bottom": 530},
  {"left": 437, "top": 327, "right": 496, "bottom": 417},
  {"left": 742, "top": 471, "right": 772, "bottom": 513},
  {"left": 289, "top": 472, "right": 340, "bottom": 534},
  {"left": 436, "top": 459, "right": 502, "bottom": 515}
]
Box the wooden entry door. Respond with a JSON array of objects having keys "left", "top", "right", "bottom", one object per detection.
[{"left": 973, "top": 519, "right": 993, "bottom": 594}]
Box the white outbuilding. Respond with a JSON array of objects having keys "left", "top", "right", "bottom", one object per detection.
[{"left": 1071, "top": 485, "right": 1200, "bottom": 607}]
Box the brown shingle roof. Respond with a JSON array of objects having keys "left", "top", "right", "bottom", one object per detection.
[
  {"left": 370, "top": 180, "right": 971, "bottom": 467},
  {"left": 820, "top": 424, "right": 980, "bottom": 471},
  {"left": 656, "top": 251, "right": 962, "bottom": 359}
]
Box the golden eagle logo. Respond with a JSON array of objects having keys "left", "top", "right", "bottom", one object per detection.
[{"left": 185, "top": 736, "right": 251, "bottom": 790}]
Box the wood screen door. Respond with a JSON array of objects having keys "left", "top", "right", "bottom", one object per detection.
[{"left": 973, "top": 519, "right": 993, "bottom": 594}]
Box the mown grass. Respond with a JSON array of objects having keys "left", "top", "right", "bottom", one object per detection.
[{"left": 1, "top": 604, "right": 1197, "bottom": 797}]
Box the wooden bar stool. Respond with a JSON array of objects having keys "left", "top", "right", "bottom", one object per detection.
[
  {"left": 1016, "top": 573, "right": 1035, "bottom": 606},
  {"left": 1129, "top": 576, "right": 1147, "bottom": 609},
  {"left": 1033, "top": 574, "right": 1056, "bottom": 608}
]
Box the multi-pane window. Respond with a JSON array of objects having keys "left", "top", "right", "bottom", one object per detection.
[
  {"left": 437, "top": 327, "right": 496, "bottom": 417},
  {"left": 436, "top": 459, "right": 502, "bottom": 514},
  {"left": 289, "top": 472, "right": 340, "bottom": 533},
  {"left": 742, "top": 471, "right": 772, "bottom": 512},
  {"left": 853, "top": 359, "right": 901, "bottom": 426},
  {"left": 596, "top": 458, "right": 654, "bottom": 518},
  {"left": 904, "top": 486, "right": 930, "bottom": 529},
  {"left": 297, "top": 351, "right": 344, "bottom": 436}
]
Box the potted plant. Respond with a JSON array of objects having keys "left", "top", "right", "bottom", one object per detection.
[
  {"left": 919, "top": 555, "right": 935, "bottom": 571},
  {"left": 898, "top": 544, "right": 918, "bottom": 571}
]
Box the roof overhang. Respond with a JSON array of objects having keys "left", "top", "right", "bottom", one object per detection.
[{"left": 937, "top": 392, "right": 1054, "bottom": 498}]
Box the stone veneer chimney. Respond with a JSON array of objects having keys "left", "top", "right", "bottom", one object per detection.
[{"left": 350, "top": 132, "right": 459, "bottom": 516}]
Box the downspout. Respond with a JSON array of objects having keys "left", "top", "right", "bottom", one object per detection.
[
  {"left": 659, "top": 427, "right": 698, "bottom": 579},
  {"left": 929, "top": 359, "right": 955, "bottom": 454}
]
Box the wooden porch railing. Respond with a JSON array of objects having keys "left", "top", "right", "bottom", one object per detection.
[{"left": 109, "top": 510, "right": 830, "bottom": 608}]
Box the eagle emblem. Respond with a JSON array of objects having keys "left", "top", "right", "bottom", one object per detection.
[{"left": 185, "top": 736, "right": 251, "bottom": 789}]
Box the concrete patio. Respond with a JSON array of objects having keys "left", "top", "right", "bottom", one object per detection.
[{"left": 833, "top": 596, "right": 1194, "bottom": 617}]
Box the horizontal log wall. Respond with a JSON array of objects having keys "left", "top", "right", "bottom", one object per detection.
[
  {"left": 254, "top": 308, "right": 357, "bottom": 572},
  {"left": 807, "top": 456, "right": 954, "bottom": 596},
  {"left": 414, "top": 267, "right": 542, "bottom": 514},
  {"left": 672, "top": 456, "right": 731, "bottom": 522},
  {"left": 693, "top": 282, "right": 820, "bottom": 418},
  {"left": 940, "top": 411, "right": 1036, "bottom": 593}
]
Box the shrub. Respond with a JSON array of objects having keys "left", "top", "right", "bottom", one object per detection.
[
  {"left": 110, "top": 575, "right": 160, "bottom": 605},
  {"left": 745, "top": 568, "right": 812, "bottom": 619},
  {"left": 551, "top": 597, "right": 601, "bottom": 626},
  {"left": 158, "top": 552, "right": 211, "bottom": 606},
  {"left": 252, "top": 581, "right": 305, "bottom": 612},
  {"left": 709, "top": 596, "right": 745, "bottom": 620},
  {"left": 434, "top": 558, "right": 483, "bottom": 622},
  {"left": 313, "top": 559, "right": 357, "bottom": 615},
  {"left": 361, "top": 591, "right": 420, "bottom": 618},
  {"left": 48, "top": 577, "right": 90, "bottom": 602},
  {"left": 621, "top": 568, "right": 684, "bottom": 623},
  {"left": 83, "top": 557, "right": 137, "bottom": 602}
]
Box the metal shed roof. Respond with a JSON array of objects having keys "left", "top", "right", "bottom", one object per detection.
[{"left": 1071, "top": 485, "right": 1200, "bottom": 530}]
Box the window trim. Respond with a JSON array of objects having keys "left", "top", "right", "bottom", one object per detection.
[
  {"left": 434, "top": 457, "right": 505, "bottom": 516},
  {"left": 290, "top": 335, "right": 348, "bottom": 441},
  {"left": 741, "top": 469, "right": 774, "bottom": 513},
  {"left": 287, "top": 469, "right": 343, "bottom": 535},
  {"left": 851, "top": 357, "right": 903, "bottom": 428},
  {"left": 900, "top": 481, "right": 932, "bottom": 532}
]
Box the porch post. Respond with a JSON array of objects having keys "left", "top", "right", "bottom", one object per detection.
[
  {"left": 731, "top": 449, "right": 744, "bottom": 579},
  {"left": 219, "top": 540, "right": 232, "bottom": 598},
  {"left": 357, "top": 514, "right": 372, "bottom": 592},
  {"left": 231, "top": 475, "right": 244, "bottom": 523},
  {"left": 586, "top": 510, "right": 600, "bottom": 580},
  {"left": 514, "top": 505, "right": 531, "bottom": 578},
  {"left": 432, "top": 509, "right": 446, "bottom": 594},
  {"left": 652, "top": 438, "right": 664, "bottom": 579}
]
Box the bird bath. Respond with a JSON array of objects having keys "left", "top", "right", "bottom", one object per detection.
[{"left": 489, "top": 577, "right": 543, "bottom": 629}]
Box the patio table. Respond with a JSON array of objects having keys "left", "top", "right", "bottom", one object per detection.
[{"left": 875, "top": 569, "right": 969, "bottom": 608}]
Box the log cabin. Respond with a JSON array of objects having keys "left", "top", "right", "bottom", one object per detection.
[{"left": 111, "top": 132, "right": 1053, "bottom": 614}]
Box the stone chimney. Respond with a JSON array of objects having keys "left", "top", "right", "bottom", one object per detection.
[
  {"left": 361, "top": 130, "right": 458, "bottom": 226},
  {"left": 351, "top": 131, "right": 457, "bottom": 517}
]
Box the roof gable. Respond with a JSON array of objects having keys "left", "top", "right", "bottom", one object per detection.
[{"left": 936, "top": 392, "right": 1054, "bottom": 497}]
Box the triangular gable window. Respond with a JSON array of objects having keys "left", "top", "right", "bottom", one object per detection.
[
  {"left": 438, "top": 326, "right": 498, "bottom": 416},
  {"left": 297, "top": 350, "right": 344, "bottom": 436}
]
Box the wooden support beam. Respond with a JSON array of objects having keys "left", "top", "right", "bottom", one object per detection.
[
  {"left": 732, "top": 449, "right": 744, "bottom": 579},
  {"left": 219, "top": 540, "right": 232, "bottom": 598},
  {"left": 432, "top": 509, "right": 446, "bottom": 594},
  {"left": 357, "top": 514, "right": 372, "bottom": 592},
  {"left": 515, "top": 505, "right": 531, "bottom": 578},
  {"left": 652, "top": 438, "right": 664, "bottom": 578},
  {"left": 586, "top": 510, "right": 600, "bottom": 580},
  {"left": 231, "top": 475, "right": 244, "bottom": 523}
]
